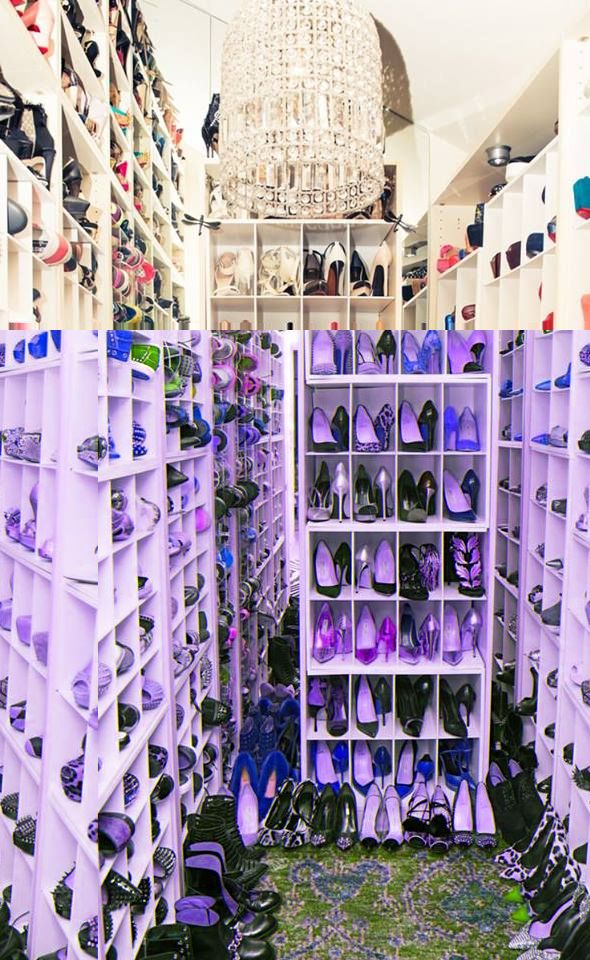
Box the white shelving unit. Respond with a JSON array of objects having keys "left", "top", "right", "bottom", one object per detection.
[
  {"left": 206, "top": 220, "right": 402, "bottom": 332},
  {"left": 0, "top": 330, "right": 99, "bottom": 959},
  {"left": 298, "top": 330, "right": 497, "bottom": 800},
  {"left": 0, "top": 0, "right": 188, "bottom": 332}
]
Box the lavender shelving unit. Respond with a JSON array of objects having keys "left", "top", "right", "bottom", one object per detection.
[
  {"left": 0, "top": 331, "right": 99, "bottom": 958},
  {"left": 298, "top": 330, "right": 497, "bottom": 802}
]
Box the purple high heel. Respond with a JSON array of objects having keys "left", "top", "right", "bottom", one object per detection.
[
  {"left": 311, "top": 332, "right": 337, "bottom": 376},
  {"left": 335, "top": 613, "right": 353, "bottom": 656},
  {"left": 452, "top": 779, "right": 474, "bottom": 845},
  {"left": 444, "top": 405, "right": 459, "bottom": 450},
  {"left": 418, "top": 543, "right": 440, "bottom": 592},
  {"left": 310, "top": 408, "right": 339, "bottom": 452},
  {"left": 399, "top": 602, "right": 421, "bottom": 663},
  {"left": 355, "top": 605, "right": 378, "bottom": 664},
  {"left": 333, "top": 331, "right": 353, "bottom": 374},
  {"left": 399, "top": 401, "right": 426, "bottom": 451},
  {"left": 0, "top": 599, "right": 12, "bottom": 632},
  {"left": 461, "top": 604, "right": 483, "bottom": 656},
  {"left": 443, "top": 470, "right": 476, "bottom": 522},
  {"left": 448, "top": 332, "right": 481, "bottom": 374},
  {"left": 419, "top": 613, "right": 440, "bottom": 659},
  {"left": 312, "top": 603, "right": 336, "bottom": 663},
  {"left": 474, "top": 782, "right": 497, "bottom": 847},
  {"left": 314, "top": 741, "right": 338, "bottom": 790},
  {"left": 373, "top": 539, "right": 396, "bottom": 595},
  {"left": 442, "top": 605, "right": 463, "bottom": 665},
  {"left": 450, "top": 533, "right": 484, "bottom": 597},
  {"left": 457, "top": 407, "right": 480, "bottom": 451},
  {"left": 382, "top": 786, "right": 403, "bottom": 848},
  {"left": 356, "top": 333, "right": 381, "bottom": 374},
  {"left": 308, "top": 678, "right": 326, "bottom": 731},
  {"left": 237, "top": 782, "right": 260, "bottom": 846},
  {"left": 360, "top": 783, "right": 382, "bottom": 848},
  {"left": 16, "top": 616, "right": 31, "bottom": 646},
  {"left": 352, "top": 740, "right": 374, "bottom": 795},
  {"left": 377, "top": 616, "right": 397, "bottom": 660},
  {"left": 354, "top": 405, "right": 382, "bottom": 453}
]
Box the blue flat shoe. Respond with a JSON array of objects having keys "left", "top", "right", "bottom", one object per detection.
[
  {"left": 554, "top": 363, "right": 571, "bottom": 389},
  {"left": 28, "top": 333, "right": 48, "bottom": 359},
  {"left": 499, "top": 379, "right": 513, "bottom": 399},
  {"left": 535, "top": 379, "right": 551, "bottom": 391},
  {"left": 13, "top": 340, "right": 25, "bottom": 364},
  {"left": 532, "top": 433, "right": 551, "bottom": 445}
]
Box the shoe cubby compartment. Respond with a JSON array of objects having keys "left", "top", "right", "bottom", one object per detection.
[{"left": 395, "top": 675, "right": 438, "bottom": 741}]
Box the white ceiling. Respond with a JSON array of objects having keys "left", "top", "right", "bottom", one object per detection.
[{"left": 148, "top": 0, "right": 589, "bottom": 153}]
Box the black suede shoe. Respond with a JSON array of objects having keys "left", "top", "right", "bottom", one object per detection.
[{"left": 485, "top": 762, "right": 528, "bottom": 845}]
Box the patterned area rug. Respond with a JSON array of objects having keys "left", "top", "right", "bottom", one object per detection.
[{"left": 266, "top": 844, "right": 520, "bottom": 960}]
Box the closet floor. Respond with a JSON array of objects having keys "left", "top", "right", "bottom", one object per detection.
[{"left": 267, "top": 845, "right": 518, "bottom": 959}]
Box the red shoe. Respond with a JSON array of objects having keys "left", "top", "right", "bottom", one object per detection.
[{"left": 20, "top": 0, "right": 54, "bottom": 56}]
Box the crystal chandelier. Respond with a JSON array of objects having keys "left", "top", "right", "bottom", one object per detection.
[{"left": 219, "top": 0, "right": 384, "bottom": 219}]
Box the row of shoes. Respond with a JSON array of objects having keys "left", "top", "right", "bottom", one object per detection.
[
  {"left": 310, "top": 400, "right": 480, "bottom": 452},
  {"left": 303, "top": 241, "right": 393, "bottom": 297},
  {"left": 308, "top": 459, "right": 481, "bottom": 524},
  {"left": 310, "top": 330, "right": 488, "bottom": 376}
]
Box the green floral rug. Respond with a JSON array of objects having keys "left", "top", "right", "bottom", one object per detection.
[{"left": 266, "top": 844, "right": 520, "bottom": 959}]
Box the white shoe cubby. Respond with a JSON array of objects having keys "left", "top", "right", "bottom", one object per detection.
[
  {"left": 206, "top": 220, "right": 402, "bottom": 333},
  {"left": 298, "top": 330, "right": 497, "bottom": 806},
  {"left": 0, "top": 0, "right": 189, "bottom": 332},
  {"left": 0, "top": 330, "right": 99, "bottom": 959}
]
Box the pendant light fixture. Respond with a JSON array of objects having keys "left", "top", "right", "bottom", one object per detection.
[{"left": 219, "top": 0, "right": 385, "bottom": 219}]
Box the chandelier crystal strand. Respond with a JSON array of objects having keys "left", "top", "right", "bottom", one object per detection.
[{"left": 220, "top": 0, "right": 384, "bottom": 219}]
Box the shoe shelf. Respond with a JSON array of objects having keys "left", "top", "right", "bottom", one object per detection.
[
  {"left": 160, "top": 332, "right": 221, "bottom": 827},
  {"left": 233, "top": 336, "right": 290, "bottom": 713},
  {"left": 206, "top": 220, "right": 402, "bottom": 332},
  {"left": 0, "top": 0, "right": 191, "bottom": 332},
  {"left": 97, "top": 332, "right": 183, "bottom": 959},
  {"left": 490, "top": 332, "right": 528, "bottom": 722},
  {"left": 0, "top": 332, "right": 101, "bottom": 959},
  {"left": 298, "top": 330, "right": 497, "bottom": 803}
]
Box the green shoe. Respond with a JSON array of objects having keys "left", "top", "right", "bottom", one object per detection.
[{"left": 130, "top": 343, "right": 160, "bottom": 380}]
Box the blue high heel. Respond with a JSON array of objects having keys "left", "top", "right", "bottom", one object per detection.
[
  {"left": 440, "top": 740, "right": 476, "bottom": 792},
  {"left": 374, "top": 745, "right": 392, "bottom": 788},
  {"left": 13, "top": 340, "right": 25, "bottom": 364},
  {"left": 420, "top": 331, "right": 442, "bottom": 373},
  {"left": 401, "top": 332, "right": 425, "bottom": 374},
  {"left": 416, "top": 753, "right": 435, "bottom": 782},
  {"left": 394, "top": 740, "right": 416, "bottom": 798},
  {"left": 444, "top": 405, "right": 459, "bottom": 450},
  {"left": 333, "top": 332, "right": 353, "bottom": 375},
  {"left": 28, "top": 333, "right": 48, "bottom": 359},
  {"left": 229, "top": 752, "right": 259, "bottom": 799},
  {"left": 258, "top": 750, "right": 290, "bottom": 817},
  {"left": 554, "top": 363, "right": 571, "bottom": 389},
  {"left": 332, "top": 742, "right": 349, "bottom": 784}
]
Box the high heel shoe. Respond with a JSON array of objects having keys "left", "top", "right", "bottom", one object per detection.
[
  {"left": 421, "top": 331, "right": 442, "bottom": 374},
  {"left": 350, "top": 250, "right": 371, "bottom": 296},
  {"left": 399, "top": 545, "right": 428, "bottom": 601},
  {"left": 360, "top": 783, "right": 382, "bottom": 848},
  {"left": 331, "top": 462, "right": 350, "bottom": 522},
  {"left": 356, "top": 332, "right": 381, "bottom": 374},
  {"left": 311, "top": 331, "right": 336, "bottom": 375},
  {"left": 460, "top": 604, "right": 482, "bottom": 657},
  {"left": 401, "top": 332, "right": 425, "bottom": 374},
  {"left": 460, "top": 469, "right": 480, "bottom": 516},
  {"left": 334, "top": 783, "right": 358, "bottom": 850},
  {"left": 307, "top": 679, "right": 327, "bottom": 732},
  {"left": 376, "top": 331, "right": 396, "bottom": 373},
  {"left": 323, "top": 241, "right": 347, "bottom": 296},
  {"left": 403, "top": 781, "right": 431, "bottom": 846},
  {"left": 395, "top": 740, "right": 416, "bottom": 798},
  {"left": 369, "top": 241, "right": 393, "bottom": 297},
  {"left": 333, "top": 332, "right": 353, "bottom": 375},
  {"left": 303, "top": 250, "right": 327, "bottom": 295},
  {"left": 331, "top": 406, "right": 350, "bottom": 450},
  {"left": 444, "top": 405, "right": 459, "bottom": 450},
  {"left": 374, "top": 745, "right": 392, "bottom": 788},
  {"left": 417, "top": 471, "right": 438, "bottom": 516},
  {"left": 312, "top": 603, "right": 336, "bottom": 663},
  {"left": 398, "top": 471, "right": 427, "bottom": 523},
  {"left": 429, "top": 786, "right": 453, "bottom": 851},
  {"left": 443, "top": 470, "right": 476, "bottom": 522},
  {"left": 419, "top": 613, "right": 440, "bottom": 659},
  {"left": 468, "top": 332, "right": 486, "bottom": 367},
  {"left": 442, "top": 605, "right": 462, "bottom": 665},
  {"left": 399, "top": 602, "right": 421, "bottom": 662},
  {"left": 355, "top": 606, "right": 378, "bottom": 665},
  {"left": 373, "top": 677, "right": 392, "bottom": 725},
  {"left": 453, "top": 779, "right": 474, "bottom": 846},
  {"left": 382, "top": 786, "right": 403, "bottom": 849},
  {"left": 418, "top": 400, "right": 438, "bottom": 450},
  {"left": 355, "top": 675, "right": 378, "bottom": 737},
  {"left": 374, "top": 467, "right": 394, "bottom": 519},
  {"left": 353, "top": 465, "right": 377, "bottom": 522},
  {"left": 448, "top": 332, "right": 482, "bottom": 374},
  {"left": 354, "top": 405, "right": 382, "bottom": 452},
  {"left": 310, "top": 408, "right": 341, "bottom": 452},
  {"left": 313, "top": 741, "right": 338, "bottom": 790},
  {"left": 457, "top": 407, "right": 480, "bottom": 451},
  {"left": 333, "top": 542, "right": 351, "bottom": 588},
  {"left": 355, "top": 545, "right": 372, "bottom": 591},
  {"left": 326, "top": 680, "right": 348, "bottom": 737},
  {"left": 399, "top": 401, "right": 426, "bottom": 451},
  {"left": 310, "top": 785, "right": 336, "bottom": 847},
  {"left": 373, "top": 539, "right": 396, "bottom": 595},
  {"left": 313, "top": 541, "right": 341, "bottom": 598},
  {"left": 21, "top": 0, "right": 55, "bottom": 56},
  {"left": 308, "top": 462, "right": 331, "bottom": 521},
  {"left": 352, "top": 741, "right": 374, "bottom": 796},
  {"left": 439, "top": 679, "right": 468, "bottom": 738},
  {"left": 374, "top": 403, "right": 395, "bottom": 450},
  {"left": 456, "top": 683, "right": 477, "bottom": 726}
]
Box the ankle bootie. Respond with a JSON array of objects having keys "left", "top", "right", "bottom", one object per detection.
[{"left": 176, "top": 900, "right": 275, "bottom": 959}]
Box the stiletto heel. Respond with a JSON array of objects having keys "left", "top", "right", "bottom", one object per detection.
[
  {"left": 456, "top": 683, "right": 477, "bottom": 726},
  {"left": 353, "top": 465, "right": 378, "bottom": 522},
  {"left": 376, "top": 331, "right": 396, "bottom": 373},
  {"left": 374, "top": 467, "right": 393, "bottom": 519},
  {"left": 330, "top": 462, "right": 350, "bottom": 521},
  {"left": 349, "top": 251, "right": 371, "bottom": 297},
  {"left": 369, "top": 240, "right": 393, "bottom": 297},
  {"left": 417, "top": 471, "right": 438, "bottom": 517},
  {"left": 308, "top": 461, "right": 331, "bottom": 522},
  {"left": 418, "top": 400, "right": 438, "bottom": 451},
  {"left": 461, "top": 604, "right": 483, "bottom": 657},
  {"left": 313, "top": 540, "right": 340, "bottom": 598},
  {"left": 355, "top": 546, "right": 372, "bottom": 592},
  {"left": 323, "top": 242, "right": 347, "bottom": 297},
  {"left": 333, "top": 541, "right": 351, "bottom": 588},
  {"left": 307, "top": 679, "right": 326, "bottom": 732}
]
